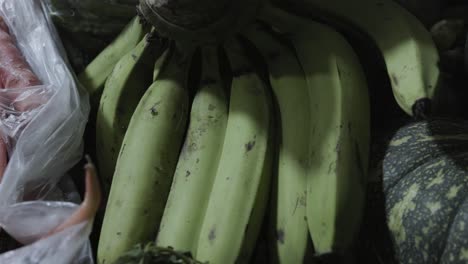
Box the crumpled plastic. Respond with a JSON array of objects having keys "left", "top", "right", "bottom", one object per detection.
[{"left": 0, "top": 0, "right": 93, "bottom": 263}]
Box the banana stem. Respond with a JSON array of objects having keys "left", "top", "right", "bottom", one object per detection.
[
  {"left": 223, "top": 38, "right": 254, "bottom": 73},
  {"left": 257, "top": 3, "right": 306, "bottom": 33},
  {"left": 137, "top": 0, "right": 263, "bottom": 44},
  {"left": 142, "top": 0, "right": 231, "bottom": 30}
]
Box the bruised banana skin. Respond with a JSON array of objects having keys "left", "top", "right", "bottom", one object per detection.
[
  {"left": 156, "top": 46, "right": 229, "bottom": 254},
  {"left": 271, "top": 0, "right": 439, "bottom": 117},
  {"left": 78, "top": 16, "right": 149, "bottom": 102},
  {"left": 242, "top": 24, "right": 311, "bottom": 263},
  {"left": 95, "top": 35, "right": 163, "bottom": 194},
  {"left": 260, "top": 5, "right": 371, "bottom": 254},
  {"left": 195, "top": 40, "right": 272, "bottom": 264},
  {"left": 97, "top": 48, "right": 192, "bottom": 264}
]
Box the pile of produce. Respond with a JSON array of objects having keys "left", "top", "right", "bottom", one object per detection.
[{"left": 3, "top": 0, "right": 468, "bottom": 263}]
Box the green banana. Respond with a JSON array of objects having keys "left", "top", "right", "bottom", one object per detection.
[
  {"left": 78, "top": 16, "right": 149, "bottom": 103},
  {"left": 242, "top": 24, "right": 311, "bottom": 263},
  {"left": 97, "top": 47, "right": 192, "bottom": 264},
  {"left": 270, "top": 0, "right": 439, "bottom": 117},
  {"left": 153, "top": 48, "right": 170, "bottom": 81},
  {"left": 236, "top": 124, "right": 274, "bottom": 264},
  {"left": 156, "top": 46, "right": 229, "bottom": 254},
  {"left": 95, "top": 35, "right": 163, "bottom": 194},
  {"left": 260, "top": 5, "right": 370, "bottom": 255},
  {"left": 195, "top": 40, "right": 272, "bottom": 264}
]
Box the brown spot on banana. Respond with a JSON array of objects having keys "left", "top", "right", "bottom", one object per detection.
[
  {"left": 150, "top": 101, "right": 161, "bottom": 116},
  {"left": 245, "top": 137, "right": 256, "bottom": 152},
  {"left": 209, "top": 227, "right": 216, "bottom": 244},
  {"left": 391, "top": 73, "right": 399, "bottom": 87},
  {"left": 276, "top": 229, "right": 285, "bottom": 244}
]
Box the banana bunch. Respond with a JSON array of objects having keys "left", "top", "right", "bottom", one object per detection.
[
  {"left": 97, "top": 41, "right": 192, "bottom": 264},
  {"left": 94, "top": 35, "right": 274, "bottom": 264},
  {"left": 154, "top": 38, "right": 274, "bottom": 264},
  {"left": 243, "top": 6, "right": 370, "bottom": 260},
  {"left": 76, "top": 0, "right": 440, "bottom": 263},
  {"left": 271, "top": 0, "right": 440, "bottom": 118}
]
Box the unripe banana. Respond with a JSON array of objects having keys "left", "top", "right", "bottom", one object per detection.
[
  {"left": 95, "top": 35, "right": 165, "bottom": 194},
  {"left": 97, "top": 47, "right": 192, "bottom": 264},
  {"left": 260, "top": 5, "right": 370, "bottom": 255},
  {"left": 237, "top": 125, "right": 274, "bottom": 264},
  {"left": 195, "top": 39, "right": 272, "bottom": 264},
  {"left": 242, "top": 24, "right": 311, "bottom": 263},
  {"left": 270, "top": 0, "right": 439, "bottom": 117},
  {"left": 156, "top": 46, "right": 228, "bottom": 254},
  {"left": 78, "top": 16, "right": 150, "bottom": 103}
]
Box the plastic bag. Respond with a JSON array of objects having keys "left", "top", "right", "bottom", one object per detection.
[{"left": 0, "top": 0, "right": 93, "bottom": 263}]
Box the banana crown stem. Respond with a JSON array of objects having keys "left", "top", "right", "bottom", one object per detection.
[{"left": 137, "top": 0, "right": 264, "bottom": 45}]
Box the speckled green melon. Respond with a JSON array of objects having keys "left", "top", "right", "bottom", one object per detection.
[{"left": 383, "top": 117, "right": 468, "bottom": 264}]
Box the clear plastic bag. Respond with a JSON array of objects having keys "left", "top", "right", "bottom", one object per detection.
[{"left": 0, "top": 0, "right": 93, "bottom": 263}]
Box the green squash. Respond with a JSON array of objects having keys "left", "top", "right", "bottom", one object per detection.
[{"left": 383, "top": 117, "right": 468, "bottom": 264}]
